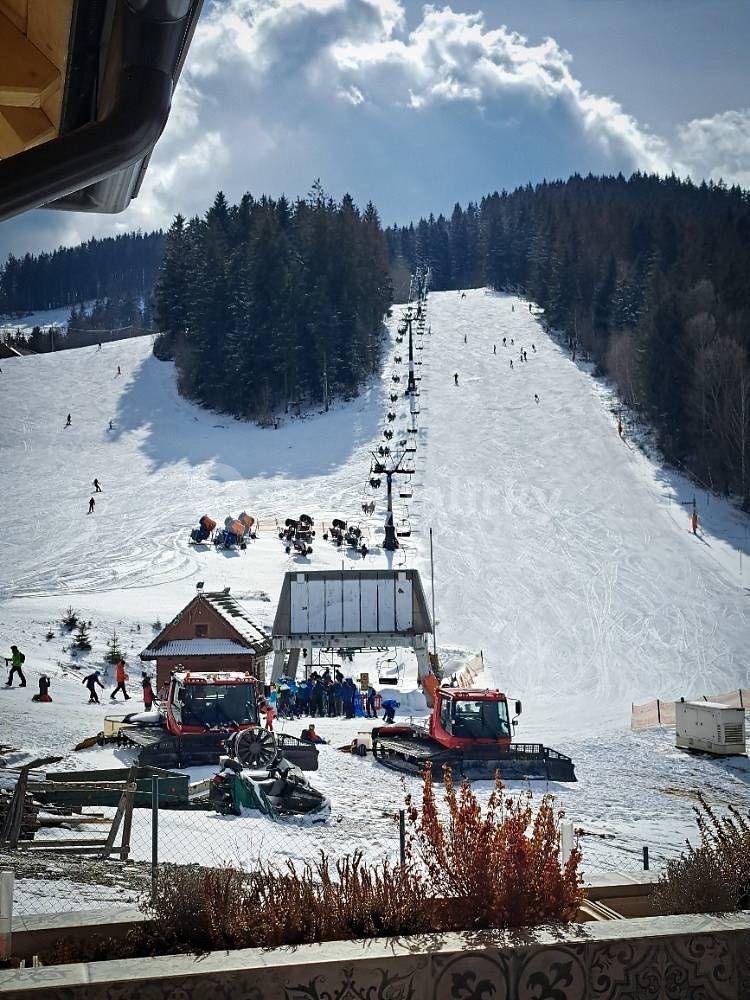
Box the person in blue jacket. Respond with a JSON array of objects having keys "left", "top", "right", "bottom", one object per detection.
[{"left": 382, "top": 699, "right": 399, "bottom": 724}]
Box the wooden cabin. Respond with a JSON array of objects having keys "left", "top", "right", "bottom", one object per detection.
[{"left": 140, "top": 591, "right": 272, "bottom": 691}]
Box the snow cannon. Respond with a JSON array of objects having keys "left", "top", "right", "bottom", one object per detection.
[
  {"left": 190, "top": 514, "right": 216, "bottom": 544},
  {"left": 238, "top": 512, "right": 256, "bottom": 537}
]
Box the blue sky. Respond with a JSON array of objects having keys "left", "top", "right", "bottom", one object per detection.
[{"left": 2, "top": 0, "right": 749, "bottom": 261}]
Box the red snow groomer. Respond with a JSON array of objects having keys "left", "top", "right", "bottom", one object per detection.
[
  {"left": 115, "top": 671, "right": 318, "bottom": 771},
  {"left": 369, "top": 686, "right": 576, "bottom": 782}
]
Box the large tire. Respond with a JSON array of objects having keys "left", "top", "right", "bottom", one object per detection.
[{"left": 230, "top": 727, "right": 279, "bottom": 770}]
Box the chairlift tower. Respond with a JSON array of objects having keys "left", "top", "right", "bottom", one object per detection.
[
  {"left": 405, "top": 315, "right": 418, "bottom": 396},
  {"left": 371, "top": 448, "right": 415, "bottom": 550}
]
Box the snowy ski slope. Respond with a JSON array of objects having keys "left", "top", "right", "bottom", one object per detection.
[
  {"left": 1, "top": 288, "right": 749, "bottom": 876},
  {"left": 412, "top": 290, "right": 750, "bottom": 736}
]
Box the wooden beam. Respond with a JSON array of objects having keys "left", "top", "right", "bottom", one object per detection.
[
  {"left": 0, "top": 0, "right": 27, "bottom": 34},
  {"left": 0, "top": 10, "right": 59, "bottom": 108},
  {"left": 27, "top": 0, "right": 73, "bottom": 72},
  {"left": 0, "top": 105, "right": 54, "bottom": 157}
]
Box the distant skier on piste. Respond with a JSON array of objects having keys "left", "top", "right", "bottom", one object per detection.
[
  {"left": 454, "top": 372, "right": 459, "bottom": 386},
  {"left": 93, "top": 478, "right": 102, "bottom": 493},
  {"left": 65, "top": 413, "right": 71, "bottom": 428},
  {"left": 691, "top": 510, "right": 698, "bottom": 535},
  {"left": 88, "top": 497, "right": 96, "bottom": 514},
  {"left": 493, "top": 345, "right": 497, "bottom": 355}
]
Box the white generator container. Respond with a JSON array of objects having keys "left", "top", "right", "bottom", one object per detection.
[{"left": 675, "top": 700, "right": 746, "bottom": 756}]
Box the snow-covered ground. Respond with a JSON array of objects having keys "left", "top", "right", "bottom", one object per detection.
[{"left": 1, "top": 288, "right": 749, "bottom": 913}]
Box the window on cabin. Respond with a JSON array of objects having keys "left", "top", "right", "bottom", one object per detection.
[{"left": 195, "top": 624, "right": 208, "bottom": 638}]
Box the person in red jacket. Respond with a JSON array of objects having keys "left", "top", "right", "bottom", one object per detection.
[
  {"left": 264, "top": 701, "right": 275, "bottom": 732},
  {"left": 142, "top": 673, "right": 155, "bottom": 710},
  {"left": 111, "top": 660, "right": 130, "bottom": 701}
]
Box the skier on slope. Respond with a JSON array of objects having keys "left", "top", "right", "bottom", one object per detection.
[
  {"left": 535, "top": 394, "right": 539, "bottom": 404},
  {"left": 83, "top": 670, "right": 104, "bottom": 704},
  {"left": 691, "top": 510, "right": 699, "bottom": 535},
  {"left": 454, "top": 372, "right": 459, "bottom": 386},
  {"left": 464, "top": 334, "right": 467, "bottom": 344},
  {"left": 493, "top": 345, "right": 497, "bottom": 355},
  {"left": 509, "top": 359, "right": 513, "bottom": 369},
  {"left": 502, "top": 337, "right": 506, "bottom": 346},
  {"left": 93, "top": 478, "right": 102, "bottom": 493},
  {"left": 116, "top": 365, "right": 121, "bottom": 376},
  {"left": 88, "top": 497, "right": 96, "bottom": 514},
  {"left": 65, "top": 413, "right": 71, "bottom": 428},
  {"left": 5, "top": 645, "right": 27, "bottom": 687}
]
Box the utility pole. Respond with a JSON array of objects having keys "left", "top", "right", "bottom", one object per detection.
[
  {"left": 405, "top": 314, "right": 417, "bottom": 396},
  {"left": 429, "top": 527, "right": 437, "bottom": 656},
  {"left": 371, "top": 448, "right": 414, "bottom": 551}
]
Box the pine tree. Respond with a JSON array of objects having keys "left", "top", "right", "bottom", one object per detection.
[
  {"left": 104, "top": 630, "right": 125, "bottom": 665},
  {"left": 62, "top": 606, "right": 79, "bottom": 631},
  {"left": 72, "top": 621, "right": 92, "bottom": 651}
]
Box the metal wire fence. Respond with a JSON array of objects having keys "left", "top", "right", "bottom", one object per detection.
[
  {"left": 1, "top": 776, "right": 406, "bottom": 917},
  {"left": 1, "top": 775, "right": 690, "bottom": 919}
]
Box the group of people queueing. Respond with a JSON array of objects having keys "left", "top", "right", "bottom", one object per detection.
[{"left": 259, "top": 668, "right": 399, "bottom": 731}]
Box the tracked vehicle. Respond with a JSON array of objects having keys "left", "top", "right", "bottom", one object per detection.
[
  {"left": 369, "top": 686, "right": 575, "bottom": 782},
  {"left": 104, "top": 671, "right": 318, "bottom": 771}
]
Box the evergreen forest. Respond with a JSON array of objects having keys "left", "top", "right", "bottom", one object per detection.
[
  {"left": 387, "top": 173, "right": 750, "bottom": 502},
  {"left": 153, "top": 187, "right": 392, "bottom": 422}
]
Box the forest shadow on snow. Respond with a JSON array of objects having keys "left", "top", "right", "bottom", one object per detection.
[{"left": 111, "top": 352, "right": 384, "bottom": 482}]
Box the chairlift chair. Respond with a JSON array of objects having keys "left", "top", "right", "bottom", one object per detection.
[{"left": 377, "top": 653, "right": 400, "bottom": 685}]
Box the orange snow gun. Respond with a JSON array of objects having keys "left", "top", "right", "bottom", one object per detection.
[
  {"left": 228, "top": 519, "right": 244, "bottom": 538},
  {"left": 239, "top": 512, "right": 255, "bottom": 532},
  {"left": 200, "top": 515, "right": 217, "bottom": 533}
]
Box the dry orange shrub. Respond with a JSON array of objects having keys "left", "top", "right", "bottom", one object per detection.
[{"left": 405, "top": 766, "right": 583, "bottom": 929}]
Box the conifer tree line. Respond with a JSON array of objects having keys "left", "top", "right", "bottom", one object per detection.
[
  {"left": 387, "top": 173, "right": 750, "bottom": 504},
  {"left": 0, "top": 231, "right": 164, "bottom": 314},
  {"left": 4, "top": 294, "right": 152, "bottom": 354},
  {"left": 154, "top": 186, "right": 392, "bottom": 421}
]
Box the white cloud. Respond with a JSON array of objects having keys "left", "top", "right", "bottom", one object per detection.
[
  {"left": 1, "top": 1, "right": 748, "bottom": 261},
  {"left": 677, "top": 108, "right": 750, "bottom": 189}
]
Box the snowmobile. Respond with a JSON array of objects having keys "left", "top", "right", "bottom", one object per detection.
[
  {"left": 102, "top": 671, "right": 319, "bottom": 771},
  {"left": 360, "top": 686, "right": 576, "bottom": 782},
  {"left": 209, "top": 754, "right": 329, "bottom": 820}
]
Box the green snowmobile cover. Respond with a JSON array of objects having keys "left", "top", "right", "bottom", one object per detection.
[{"left": 229, "top": 772, "right": 278, "bottom": 819}]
